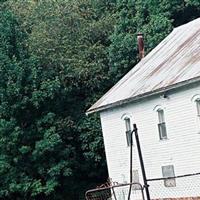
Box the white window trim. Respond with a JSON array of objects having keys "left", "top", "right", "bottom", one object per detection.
[
  {"left": 153, "top": 105, "right": 164, "bottom": 112},
  {"left": 191, "top": 94, "right": 200, "bottom": 103},
  {"left": 121, "top": 113, "right": 132, "bottom": 121}
]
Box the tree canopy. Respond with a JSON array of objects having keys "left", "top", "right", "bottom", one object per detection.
[{"left": 0, "top": 0, "right": 199, "bottom": 199}]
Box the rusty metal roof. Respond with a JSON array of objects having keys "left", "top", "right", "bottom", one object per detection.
[{"left": 87, "top": 18, "right": 200, "bottom": 114}]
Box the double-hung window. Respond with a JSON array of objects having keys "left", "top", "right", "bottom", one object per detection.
[
  {"left": 157, "top": 109, "right": 167, "bottom": 140},
  {"left": 124, "top": 117, "right": 131, "bottom": 146}
]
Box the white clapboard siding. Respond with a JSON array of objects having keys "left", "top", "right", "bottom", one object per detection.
[{"left": 100, "top": 83, "right": 200, "bottom": 198}]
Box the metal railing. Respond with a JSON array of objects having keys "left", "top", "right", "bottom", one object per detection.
[{"left": 85, "top": 182, "right": 145, "bottom": 200}]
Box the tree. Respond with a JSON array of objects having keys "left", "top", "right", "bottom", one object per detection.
[
  {"left": 0, "top": 0, "right": 116, "bottom": 199},
  {"left": 108, "top": 0, "right": 173, "bottom": 82},
  {"left": 0, "top": 4, "right": 78, "bottom": 199},
  {"left": 0, "top": 0, "right": 200, "bottom": 199}
]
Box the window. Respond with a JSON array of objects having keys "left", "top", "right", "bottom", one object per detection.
[
  {"left": 124, "top": 117, "right": 131, "bottom": 146},
  {"left": 122, "top": 114, "right": 133, "bottom": 146},
  {"left": 157, "top": 109, "right": 167, "bottom": 140},
  {"left": 162, "top": 165, "right": 176, "bottom": 187},
  {"left": 196, "top": 99, "right": 200, "bottom": 116},
  {"left": 132, "top": 170, "right": 141, "bottom": 190}
]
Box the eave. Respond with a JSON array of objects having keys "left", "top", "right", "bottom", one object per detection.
[{"left": 86, "top": 76, "right": 200, "bottom": 115}]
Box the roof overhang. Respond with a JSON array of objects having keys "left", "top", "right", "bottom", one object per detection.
[{"left": 86, "top": 76, "right": 200, "bottom": 115}]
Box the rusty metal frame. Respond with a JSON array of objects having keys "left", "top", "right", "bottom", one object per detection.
[{"left": 85, "top": 181, "right": 145, "bottom": 200}]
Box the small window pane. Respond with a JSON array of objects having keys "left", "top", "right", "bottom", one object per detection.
[
  {"left": 162, "top": 165, "right": 176, "bottom": 187},
  {"left": 132, "top": 170, "right": 141, "bottom": 190},
  {"left": 158, "top": 109, "right": 165, "bottom": 123},
  {"left": 158, "top": 122, "right": 167, "bottom": 140},
  {"left": 133, "top": 170, "right": 139, "bottom": 183},
  {"left": 125, "top": 118, "right": 131, "bottom": 132},
  {"left": 126, "top": 131, "right": 131, "bottom": 146}
]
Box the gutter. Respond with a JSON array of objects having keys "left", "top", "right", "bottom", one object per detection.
[{"left": 86, "top": 76, "right": 200, "bottom": 115}]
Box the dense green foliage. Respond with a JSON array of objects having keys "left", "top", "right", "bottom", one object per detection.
[{"left": 0, "top": 0, "right": 199, "bottom": 199}]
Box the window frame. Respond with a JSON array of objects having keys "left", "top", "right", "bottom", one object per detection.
[
  {"left": 157, "top": 108, "right": 168, "bottom": 140},
  {"left": 124, "top": 117, "right": 131, "bottom": 146},
  {"left": 162, "top": 165, "right": 176, "bottom": 187}
]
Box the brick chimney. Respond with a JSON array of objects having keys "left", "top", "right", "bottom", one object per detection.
[{"left": 137, "top": 33, "right": 145, "bottom": 59}]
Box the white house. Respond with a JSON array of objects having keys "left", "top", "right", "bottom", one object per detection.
[{"left": 87, "top": 18, "right": 200, "bottom": 200}]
